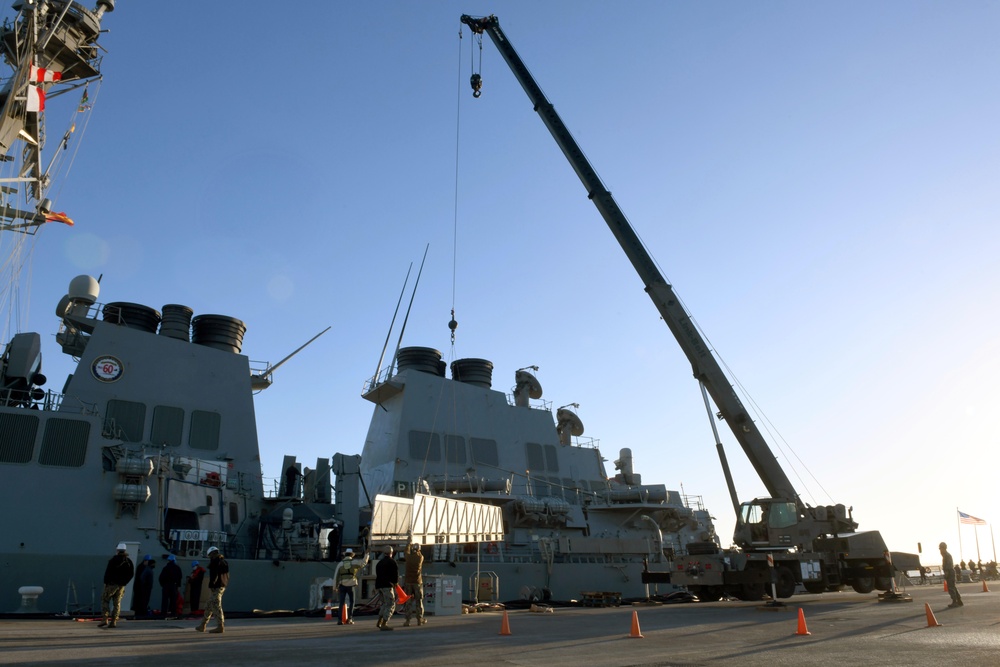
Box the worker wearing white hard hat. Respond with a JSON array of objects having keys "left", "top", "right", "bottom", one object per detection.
[
  {"left": 100, "top": 542, "right": 134, "bottom": 628},
  {"left": 197, "top": 546, "right": 229, "bottom": 633}
]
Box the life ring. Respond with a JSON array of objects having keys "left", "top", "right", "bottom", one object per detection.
[{"left": 485, "top": 542, "right": 498, "bottom": 555}]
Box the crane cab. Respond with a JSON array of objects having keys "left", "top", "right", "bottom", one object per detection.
[{"left": 734, "top": 498, "right": 800, "bottom": 550}]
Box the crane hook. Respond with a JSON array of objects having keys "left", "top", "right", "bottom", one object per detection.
[{"left": 470, "top": 73, "right": 482, "bottom": 98}]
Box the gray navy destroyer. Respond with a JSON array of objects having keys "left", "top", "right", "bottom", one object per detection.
[{"left": 0, "top": 3, "right": 719, "bottom": 614}]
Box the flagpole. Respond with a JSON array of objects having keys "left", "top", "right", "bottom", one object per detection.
[
  {"left": 957, "top": 508, "right": 963, "bottom": 562},
  {"left": 974, "top": 525, "right": 981, "bottom": 564},
  {"left": 992, "top": 524, "right": 996, "bottom": 563}
]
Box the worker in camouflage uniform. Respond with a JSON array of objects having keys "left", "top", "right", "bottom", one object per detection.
[
  {"left": 403, "top": 543, "right": 426, "bottom": 626},
  {"left": 100, "top": 542, "right": 134, "bottom": 628},
  {"left": 940, "top": 541, "right": 963, "bottom": 608},
  {"left": 196, "top": 546, "right": 229, "bottom": 633}
]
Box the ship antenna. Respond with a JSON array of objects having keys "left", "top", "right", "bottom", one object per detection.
[
  {"left": 372, "top": 262, "right": 412, "bottom": 385},
  {"left": 390, "top": 244, "right": 430, "bottom": 368}
]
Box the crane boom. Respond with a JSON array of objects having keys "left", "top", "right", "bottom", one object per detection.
[{"left": 460, "top": 14, "right": 798, "bottom": 505}]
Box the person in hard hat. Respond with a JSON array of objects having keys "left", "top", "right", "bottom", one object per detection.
[
  {"left": 374, "top": 545, "right": 399, "bottom": 631},
  {"left": 403, "top": 543, "right": 426, "bottom": 626},
  {"left": 158, "top": 554, "right": 183, "bottom": 619},
  {"left": 334, "top": 547, "right": 369, "bottom": 625},
  {"left": 196, "top": 547, "right": 229, "bottom": 633},
  {"left": 100, "top": 543, "right": 135, "bottom": 628},
  {"left": 187, "top": 560, "right": 207, "bottom": 613},
  {"left": 131, "top": 554, "right": 155, "bottom": 617},
  {"left": 939, "top": 542, "right": 963, "bottom": 608}
]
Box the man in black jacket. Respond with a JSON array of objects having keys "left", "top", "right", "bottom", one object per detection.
[
  {"left": 196, "top": 546, "right": 229, "bottom": 634},
  {"left": 159, "top": 554, "right": 183, "bottom": 618},
  {"left": 374, "top": 545, "right": 398, "bottom": 631},
  {"left": 100, "top": 543, "right": 134, "bottom": 628}
]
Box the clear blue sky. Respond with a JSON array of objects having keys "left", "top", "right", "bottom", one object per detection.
[{"left": 10, "top": 1, "right": 1000, "bottom": 565}]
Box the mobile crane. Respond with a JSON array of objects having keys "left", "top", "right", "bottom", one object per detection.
[{"left": 460, "top": 14, "right": 912, "bottom": 600}]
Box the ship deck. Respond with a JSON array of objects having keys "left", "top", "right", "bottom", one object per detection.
[{"left": 1, "top": 584, "right": 996, "bottom": 666}]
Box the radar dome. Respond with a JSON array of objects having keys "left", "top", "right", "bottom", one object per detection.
[{"left": 68, "top": 275, "right": 100, "bottom": 304}]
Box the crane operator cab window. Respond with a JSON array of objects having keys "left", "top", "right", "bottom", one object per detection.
[{"left": 741, "top": 500, "right": 799, "bottom": 543}]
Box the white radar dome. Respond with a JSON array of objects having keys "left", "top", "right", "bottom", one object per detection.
[{"left": 68, "top": 275, "right": 100, "bottom": 304}]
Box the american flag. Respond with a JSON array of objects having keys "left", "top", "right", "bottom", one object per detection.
[{"left": 959, "top": 510, "right": 987, "bottom": 525}]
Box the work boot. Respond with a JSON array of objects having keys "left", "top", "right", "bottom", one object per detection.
[
  {"left": 376, "top": 618, "right": 384, "bottom": 629},
  {"left": 403, "top": 619, "right": 410, "bottom": 627},
  {"left": 108, "top": 620, "right": 117, "bottom": 628},
  {"left": 380, "top": 623, "right": 394, "bottom": 631},
  {"left": 98, "top": 614, "right": 108, "bottom": 628},
  {"left": 196, "top": 620, "right": 208, "bottom": 632},
  {"left": 419, "top": 617, "right": 427, "bottom": 625},
  {"left": 209, "top": 623, "right": 225, "bottom": 634}
]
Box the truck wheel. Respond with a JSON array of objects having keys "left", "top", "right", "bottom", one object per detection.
[
  {"left": 775, "top": 566, "right": 797, "bottom": 599},
  {"left": 803, "top": 582, "right": 826, "bottom": 594},
  {"left": 851, "top": 562, "right": 875, "bottom": 594},
  {"left": 737, "top": 582, "right": 765, "bottom": 601}
]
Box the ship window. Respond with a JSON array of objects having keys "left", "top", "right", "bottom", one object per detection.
[
  {"left": 444, "top": 434, "right": 466, "bottom": 464},
  {"left": 39, "top": 418, "right": 90, "bottom": 467},
  {"left": 470, "top": 438, "right": 498, "bottom": 467},
  {"left": 408, "top": 431, "right": 441, "bottom": 461},
  {"left": 547, "top": 476, "right": 563, "bottom": 499},
  {"left": 229, "top": 502, "right": 239, "bottom": 524},
  {"left": 151, "top": 406, "right": 184, "bottom": 447},
  {"left": 525, "top": 442, "right": 545, "bottom": 471},
  {"left": 104, "top": 399, "right": 146, "bottom": 442},
  {"left": 189, "top": 410, "right": 221, "bottom": 450},
  {"left": 533, "top": 477, "right": 550, "bottom": 496},
  {"left": 0, "top": 413, "right": 39, "bottom": 463},
  {"left": 544, "top": 444, "right": 559, "bottom": 472}
]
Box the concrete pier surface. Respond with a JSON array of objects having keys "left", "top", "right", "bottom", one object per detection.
[{"left": 1, "top": 584, "right": 997, "bottom": 666}]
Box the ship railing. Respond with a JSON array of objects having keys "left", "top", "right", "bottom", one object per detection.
[
  {"left": 362, "top": 364, "right": 396, "bottom": 394},
  {"left": 682, "top": 493, "right": 707, "bottom": 511},
  {"left": 0, "top": 386, "right": 70, "bottom": 411},
  {"left": 504, "top": 393, "right": 552, "bottom": 412},
  {"left": 569, "top": 435, "right": 600, "bottom": 449}
]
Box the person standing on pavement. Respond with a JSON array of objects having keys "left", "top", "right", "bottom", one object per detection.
[
  {"left": 403, "top": 543, "right": 426, "bottom": 626},
  {"left": 334, "top": 547, "right": 369, "bottom": 625},
  {"left": 196, "top": 546, "right": 229, "bottom": 633},
  {"left": 187, "top": 560, "right": 207, "bottom": 613},
  {"left": 374, "top": 545, "right": 398, "bottom": 631},
  {"left": 159, "top": 554, "right": 183, "bottom": 618},
  {"left": 100, "top": 543, "right": 135, "bottom": 628},
  {"left": 131, "top": 554, "right": 153, "bottom": 616},
  {"left": 940, "top": 541, "right": 963, "bottom": 607}
]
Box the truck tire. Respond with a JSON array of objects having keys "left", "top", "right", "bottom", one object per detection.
[
  {"left": 803, "top": 582, "right": 826, "bottom": 594},
  {"left": 737, "top": 582, "right": 765, "bottom": 601},
  {"left": 775, "top": 566, "right": 796, "bottom": 599},
  {"left": 850, "top": 562, "right": 875, "bottom": 594}
]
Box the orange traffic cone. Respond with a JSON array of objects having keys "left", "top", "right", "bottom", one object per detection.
[
  {"left": 924, "top": 603, "right": 941, "bottom": 627},
  {"left": 943, "top": 580, "right": 948, "bottom": 593},
  {"left": 795, "top": 608, "right": 811, "bottom": 636},
  {"left": 629, "top": 610, "right": 644, "bottom": 638},
  {"left": 340, "top": 603, "right": 348, "bottom": 625},
  {"left": 983, "top": 579, "right": 990, "bottom": 593},
  {"left": 395, "top": 583, "right": 411, "bottom": 605},
  {"left": 325, "top": 604, "right": 332, "bottom": 620},
  {"left": 499, "top": 609, "right": 512, "bottom": 636}
]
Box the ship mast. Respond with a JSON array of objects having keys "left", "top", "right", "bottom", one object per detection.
[{"left": 0, "top": 0, "right": 114, "bottom": 337}]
